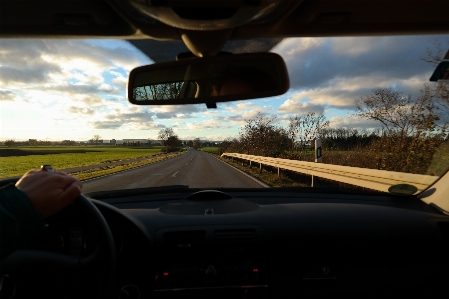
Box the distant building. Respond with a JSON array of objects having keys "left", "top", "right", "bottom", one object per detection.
[{"left": 117, "top": 139, "right": 151, "bottom": 146}]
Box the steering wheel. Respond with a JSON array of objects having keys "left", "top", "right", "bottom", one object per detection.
[{"left": 0, "top": 194, "right": 116, "bottom": 298}]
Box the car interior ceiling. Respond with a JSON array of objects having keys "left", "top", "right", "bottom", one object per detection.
[{"left": 1, "top": 1, "right": 449, "bottom": 39}]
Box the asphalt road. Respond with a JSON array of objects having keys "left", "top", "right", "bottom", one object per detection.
[{"left": 82, "top": 149, "right": 267, "bottom": 193}]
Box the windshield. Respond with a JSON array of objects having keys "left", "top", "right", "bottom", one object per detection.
[{"left": 1, "top": 36, "right": 449, "bottom": 196}]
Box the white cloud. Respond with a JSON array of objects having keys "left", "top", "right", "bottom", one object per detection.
[
  {"left": 275, "top": 38, "right": 324, "bottom": 60},
  {"left": 111, "top": 71, "right": 128, "bottom": 89},
  {"left": 330, "top": 37, "right": 380, "bottom": 56},
  {"left": 329, "top": 115, "right": 383, "bottom": 129},
  {"left": 273, "top": 35, "right": 442, "bottom": 91},
  {"left": 182, "top": 119, "right": 234, "bottom": 131},
  {"left": 278, "top": 100, "right": 326, "bottom": 114},
  {"left": 154, "top": 104, "right": 206, "bottom": 119},
  {"left": 0, "top": 90, "right": 16, "bottom": 101},
  {"left": 68, "top": 106, "right": 95, "bottom": 115},
  {"left": 223, "top": 102, "right": 275, "bottom": 122}
]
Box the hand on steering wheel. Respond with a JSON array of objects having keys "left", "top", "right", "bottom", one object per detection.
[
  {"left": 15, "top": 166, "right": 82, "bottom": 218},
  {"left": 0, "top": 194, "right": 116, "bottom": 298},
  {"left": 0, "top": 166, "right": 116, "bottom": 298}
]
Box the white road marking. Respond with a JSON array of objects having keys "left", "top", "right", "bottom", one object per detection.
[
  {"left": 212, "top": 156, "right": 270, "bottom": 188},
  {"left": 171, "top": 171, "right": 179, "bottom": 177}
]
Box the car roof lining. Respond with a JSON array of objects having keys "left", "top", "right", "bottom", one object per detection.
[{"left": 1, "top": 0, "right": 448, "bottom": 39}]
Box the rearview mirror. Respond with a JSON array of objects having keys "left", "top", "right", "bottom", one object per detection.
[{"left": 127, "top": 53, "right": 289, "bottom": 107}]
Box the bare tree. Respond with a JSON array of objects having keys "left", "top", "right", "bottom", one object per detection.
[
  {"left": 287, "top": 112, "right": 329, "bottom": 160},
  {"left": 166, "top": 136, "right": 181, "bottom": 147},
  {"left": 422, "top": 39, "right": 449, "bottom": 117},
  {"left": 5, "top": 139, "right": 15, "bottom": 147},
  {"left": 93, "top": 134, "right": 101, "bottom": 144},
  {"left": 158, "top": 128, "right": 176, "bottom": 146},
  {"left": 193, "top": 138, "right": 201, "bottom": 149},
  {"left": 354, "top": 87, "right": 443, "bottom": 137},
  {"left": 239, "top": 113, "right": 288, "bottom": 157},
  {"left": 354, "top": 87, "right": 447, "bottom": 173},
  {"left": 354, "top": 88, "right": 416, "bottom": 136},
  {"left": 422, "top": 38, "right": 449, "bottom": 67}
]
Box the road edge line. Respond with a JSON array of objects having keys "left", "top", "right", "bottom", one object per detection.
[
  {"left": 80, "top": 153, "right": 185, "bottom": 183},
  {"left": 209, "top": 153, "right": 270, "bottom": 188}
]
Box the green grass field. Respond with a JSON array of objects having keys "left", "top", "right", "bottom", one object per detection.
[
  {"left": 199, "top": 147, "right": 220, "bottom": 154},
  {"left": 0, "top": 146, "right": 165, "bottom": 178}
]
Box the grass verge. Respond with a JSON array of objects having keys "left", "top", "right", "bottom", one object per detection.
[
  {"left": 199, "top": 147, "right": 220, "bottom": 154},
  {"left": 209, "top": 153, "right": 310, "bottom": 188}
]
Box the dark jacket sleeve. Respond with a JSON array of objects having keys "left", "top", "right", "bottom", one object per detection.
[{"left": 0, "top": 183, "right": 45, "bottom": 260}]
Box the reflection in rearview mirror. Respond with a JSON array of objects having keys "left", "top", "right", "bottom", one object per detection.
[
  {"left": 128, "top": 53, "right": 289, "bottom": 107},
  {"left": 134, "top": 81, "right": 198, "bottom": 101}
]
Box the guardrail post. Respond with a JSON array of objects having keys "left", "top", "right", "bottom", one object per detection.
[
  {"left": 277, "top": 167, "right": 280, "bottom": 177},
  {"left": 260, "top": 162, "right": 262, "bottom": 173},
  {"left": 249, "top": 160, "right": 252, "bottom": 168},
  {"left": 312, "top": 138, "right": 322, "bottom": 187}
]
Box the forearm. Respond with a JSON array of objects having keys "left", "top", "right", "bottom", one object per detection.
[{"left": 0, "top": 184, "right": 45, "bottom": 259}]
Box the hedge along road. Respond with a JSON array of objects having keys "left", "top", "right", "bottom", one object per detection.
[{"left": 81, "top": 148, "right": 268, "bottom": 193}]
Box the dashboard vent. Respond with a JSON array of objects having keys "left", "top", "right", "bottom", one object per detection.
[
  {"left": 214, "top": 229, "right": 257, "bottom": 242},
  {"left": 163, "top": 230, "right": 206, "bottom": 242}
]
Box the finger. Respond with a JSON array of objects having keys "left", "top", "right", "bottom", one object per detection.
[
  {"left": 55, "top": 181, "right": 82, "bottom": 210},
  {"left": 16, "top": 170, "right": 51, "bottom": 188},
  {"left": 59, "top": 175, "right": 81, "bottom": 190},
  {"left": 56, "top": 171, "right": 71, "bottom": 176},
  {"left": 26, "top": 169, "right": 42, "bottom": 174}
]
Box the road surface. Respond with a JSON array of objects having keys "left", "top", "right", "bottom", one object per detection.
[{"left": 82, "top": 149, "right": 266, "bottom": 193}]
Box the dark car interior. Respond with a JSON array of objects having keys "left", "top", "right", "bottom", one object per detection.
[{"left": 1, "top": 1, "right": 449, "bottom": 298}]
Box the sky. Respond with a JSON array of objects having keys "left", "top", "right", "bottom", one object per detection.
[{"left": 0, "top": 35, "right": 448, "bottom": 142}]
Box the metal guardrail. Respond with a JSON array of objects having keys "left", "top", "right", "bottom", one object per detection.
[{"left": 221, "top": 153, "right": 438, "bottom": 193}]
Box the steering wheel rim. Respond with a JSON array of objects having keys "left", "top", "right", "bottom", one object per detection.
[{"left": 0, "top": 194, "right": 116, "bottom": 298}]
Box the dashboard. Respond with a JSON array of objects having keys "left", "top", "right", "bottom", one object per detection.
[{"left": 12, "top": 188, "right": 449, "bottom": 298}]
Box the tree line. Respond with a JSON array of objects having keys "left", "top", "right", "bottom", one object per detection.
[{"left": 219, "top": 83, "right": 448, "bottom": 175}]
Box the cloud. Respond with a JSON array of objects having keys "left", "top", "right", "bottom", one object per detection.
[
  {"left": 68, "top": 106, "right": 95, "bottom": 115},
  {"left": 0, "top": 90, "right": 16, "bottom": 101},
  {"left": 88, "top": 108, "right": 160, "bottom": 130},
  {"left": 111, "top": 71, "right": 128, "bottom": 89},
  {"left": 329, "top": 115, "right": 383, "bottom": 129},
  {"left": 0, "top": 39, "right": 148, "bottom": 99},
  {"left": 90, "top": 120, "right": 124, "bottom": 129},
  {"left": 274, "top": 35, "right": 439, "bottom": 91},
  {"left": 284, "top": 87, "right": 366, "bottom": 110},
  {"left": 223, "top": 102, "right": 276, "bottom": 122},
  {"left": 278, "top": 100, "right": 326, "bottom": 114},
  {"left": 0, "top": 40, "right": 62, "bottom": 85},
  {"left": 184, "top": 119, "right": 234, "bottom": 131},
  {"left": 154, "top": 104, "right": 205, "bottom": 119},
  {"left": 280, "top": 72, "right": 436, "bottom": 114},
  {"left": 104, "top": 110, "right": 154, "bottom": 122},
  {"left": 74, "top": 94, "right": 107, "bottom": 106}
]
